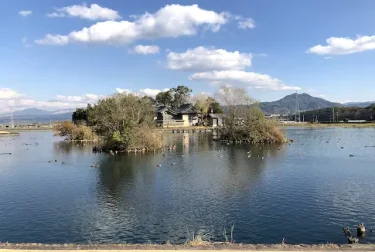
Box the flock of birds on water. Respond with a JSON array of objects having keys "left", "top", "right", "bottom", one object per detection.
[
  {"left": 343, "top": 223, "right": 373, "bottom": 244},
  {"left": 2, "top": 132, "right": 375, "bottom": 244}
]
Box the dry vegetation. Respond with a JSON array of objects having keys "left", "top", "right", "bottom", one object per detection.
[
  {"left": 53, "top": 121, "right": 97, "bottom": 141},
  {"left": 88, "top": 93, "right": 162, "bottom": 151},
  {"left": 216, "top": 86, "right": 286, "bottom": 144}
]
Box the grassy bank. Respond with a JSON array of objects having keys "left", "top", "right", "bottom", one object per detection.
[{"left": 0, "top": 243, "right": 374, "bottom": 251}]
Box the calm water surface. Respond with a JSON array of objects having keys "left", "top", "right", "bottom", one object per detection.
[{"left": 1, "top": 128, "right": 375, "bottom": 244}]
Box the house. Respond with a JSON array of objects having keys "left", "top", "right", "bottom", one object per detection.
[
  {"left": 155, "top": 104, "right": 198, "bottom": 127},
  {"left": 174, "top": 104, "right": 198, "bottom": 126},
  {"left": 208, "top": 114, "right": 225, "bottom": 127},
  {"left": 155, "top": 106, "right": 178, "bottom": 127}
]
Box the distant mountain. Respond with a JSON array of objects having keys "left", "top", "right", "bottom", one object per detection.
[
  {"left": 260, "top": 93, "right": 342, "bottom": 115},
  {"left": 13, "top": 108, "right": 51, "bottom": 116},
  {"left": 343, "top": 102, "right": 375, "bottom": 108},
  {"left": 0, "top": 108, "right": 73, "bottom": 125}
]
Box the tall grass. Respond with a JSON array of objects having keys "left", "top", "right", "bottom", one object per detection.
[{"left": 53, "top": 121, "right": 97, "bottom": 141}]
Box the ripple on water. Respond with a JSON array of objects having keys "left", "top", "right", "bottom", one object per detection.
[{"left": 1, "top": 129, "right": 375, "bottom": 244}]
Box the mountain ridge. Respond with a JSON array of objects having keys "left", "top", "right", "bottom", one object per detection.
[{"left": 260, "top": 93, "right": 343, "bottom": 115}]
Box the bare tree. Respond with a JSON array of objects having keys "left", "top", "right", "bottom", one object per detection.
[{"left": 215, "top": 86, "right": 285, "bottom": 143}]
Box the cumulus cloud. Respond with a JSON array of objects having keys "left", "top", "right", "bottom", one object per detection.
[
  {"left": 307, "top": 35, "right": 375, "bottom": 55},
  {"left": 35, "top": 34, "right": 69, "bottom": 45},
  {"left": 0, "top": 88, "right": 80, "bottom": 113},
  {"left": 238, "top": 18, "right": 255, "bottom": 29},
  {"left": 19, "top": 10, "right": 32, "bottom": 17},
  {"left": 36, "top": 4, "right": 230, "bottom": 45},
  {"left": 53, "top": 94, "right": 106, "bottom": 103},
  {"left": 0, "top": 88, "right": 23, "bottom": 100},
  {"left": 167, "top": 46, "right": 252, "bottom": 71},
  {"left": 116, "top": 88, "right": 169, "bottom": 97},
  {"left": 189, "top": 70, "right": 300, "bottom": 91},
  {"left": 0, "top": 87, "right": 173, "bottom": 113},
  {"left": 131, "top": 45, "right": 160, "bottom": 55},
  {"left": 47, "top": 3, "right": 121, "bottom": 21}
]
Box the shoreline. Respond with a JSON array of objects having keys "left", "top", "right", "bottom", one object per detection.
[
  {"left": 0, "top": 243, "right": 374, "bottom": 251},
  {"left": 279, "top": 123, "right": 375, "bottom": 128}
]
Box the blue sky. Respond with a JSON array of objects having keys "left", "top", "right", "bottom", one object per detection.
[{"left": 1, "top": 0, "right": 375, "bottom": 112}]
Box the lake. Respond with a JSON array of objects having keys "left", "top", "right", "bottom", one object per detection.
[{"left": 1, "top": 128, "right": 375, "bottom": 245}]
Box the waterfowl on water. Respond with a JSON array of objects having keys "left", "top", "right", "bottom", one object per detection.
[
  {"left": 347, "top": 236, "right": 359, "bottom": 244},
  {"left": 350, "top": 154, "right": 354, "bottom": 157},
  {"left": 357, "top": 223, "right": 366, "bottom": 235},
  {"left": 157, "top": 164, "right": 162, "bottom": 167},
  {"left": 91, "top": 164, "right": 99, "bottom": 168},
  {"left": 343, "top": 227, "right": 351, "bottom": 236},
  {"left": 62, "top": 161, "right": 66, "bottom": 164}
]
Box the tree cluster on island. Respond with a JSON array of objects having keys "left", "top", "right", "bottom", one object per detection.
[{"left": 54, "top": 85, "right": 286, "bottom": 151}]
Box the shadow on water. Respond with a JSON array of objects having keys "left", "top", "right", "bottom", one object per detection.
[
  {"left": 83, "top": 133, "right": 284, "bottom": 244},
  {"left": 2, "top": 130, "right": 375, "bottom": 244}
]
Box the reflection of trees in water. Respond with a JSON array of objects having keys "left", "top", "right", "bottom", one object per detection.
[
  {"left": 53, "top": 141, "right": 94, "bottom": 155},
  {"left": 220, "top": 143, "right": 286, "bottom": 191},
  {"left": 96, "top": 156, "right": 136, "bottom": 197}
]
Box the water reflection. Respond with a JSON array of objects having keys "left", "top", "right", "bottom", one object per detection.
[{"left": 2, "top": 130, "right": 375, "bottom": 244}]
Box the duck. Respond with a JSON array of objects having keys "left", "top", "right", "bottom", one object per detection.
[
  {"left": 62, "top": 161, "right": 66, "bottom": 164},
  {"left": 350, "top": 154, "right": 354, "bottom": 157},
  {"left": 343, "top": 227, "right": 351, "bottom": 236},
  {"left": 357, "top": 223, "right": 366, "bottom": 235},
  {"left": 91, "top": 164, "right": 99, "bottom": 168},
  {"left": 171, "top": 163, "right": 176, "bottom": 166},
  {"left": 347, "top": 236, "right": 359, "bottom": 244},
  {"left": 157, "top": 164, "right": 162, "bottom": 167}
]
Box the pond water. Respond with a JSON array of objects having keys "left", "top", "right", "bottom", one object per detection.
[{"left": 1, "top": 128, "right": 375, "bottom": 244}]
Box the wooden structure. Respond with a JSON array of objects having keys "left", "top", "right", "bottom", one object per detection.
[
  {"left": 155, "top": 104, "right": 198, "bottom": 127},
  {"left": 208, "top": 114, "right": 225, "bottom": 127}
]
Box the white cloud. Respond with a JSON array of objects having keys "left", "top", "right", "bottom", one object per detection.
[
  {"left": 116, "top": 88, "right": 169, "bottom": 97},
  {"left": 131, "top": 45, "right": 160, "bottom": 55},
  {"left": 139, "top": 88, "right": 169, "bottom": 97},
  {"left": 19, "top": 10, "right": 32, "bottom": 17},
  {"left": 238, "top": 18, "right": 255, "bottom": 29},
  {"left": 0, "top": 88, "right": 23, "bottom": 100},
  {"left": 35, "top": 34, "right": 69, "bottom": 45},
  {"left": 0, "top": 88, "right": 172, "bottom": 113},
  {"left": 36, "top": 4, "right": 230, "bottom": 45},
  {"left": 167, "top": 46, "right": 252, "bottom": 71},
  {"left": 54, "top": 94, "right": 106, "bottom": 103},
  {"left": 47, "top": 3, "right": 121, "bottom": 21},
  {"left": 189, "top": 70, "right": 300, "bottom": 91},
  {"left": 307, "top": 35, "right": 375, "bottom": 55}
]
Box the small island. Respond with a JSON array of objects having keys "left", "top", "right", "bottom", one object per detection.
[{"left": 54, "top": 86, "right": 286, "bottom": 152}]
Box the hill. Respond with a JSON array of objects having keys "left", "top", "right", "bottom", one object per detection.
[
  {"left": 13, "top": 108, "right": 51, "bottom": 116},
  {"left": 343, "top": 101, "right": 375, "bottom": 108},
  {"left": 0, "top": 108, "right": 73, "bottom": 125},
  {"left": 299, "top": 104, "right": 375, "bottom": 122},
  {"left": 260, "top": 93, "right": 342, "bottom": 115}
]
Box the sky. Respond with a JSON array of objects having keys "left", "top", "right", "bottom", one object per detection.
[{"left": 1, "top": 0, "right": 375, "bottom": 112}]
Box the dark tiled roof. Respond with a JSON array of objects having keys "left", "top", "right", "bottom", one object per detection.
[
  {"left": 156, "top": 106, "right": 176, "bottom": 115},
  {"left": 174, "top": 104, "right": 197, "bottom": 114}
]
